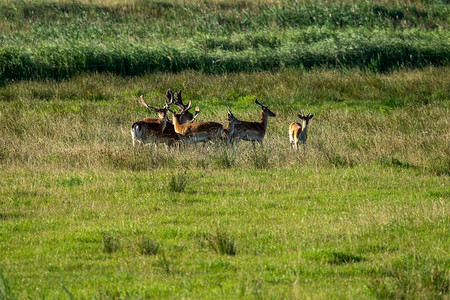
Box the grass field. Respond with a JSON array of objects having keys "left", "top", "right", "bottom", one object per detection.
[
  {"left": 0, "top": 0, "right": 449, "bottom": 82},
  {"left": 1, "top": 0, "right": 449, "bottom": 298},
  {"left": 1, "top": 67, "right": 449, "bottom": 298}
]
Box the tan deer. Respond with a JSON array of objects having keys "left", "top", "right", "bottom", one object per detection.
[
  {"left": 231, "top": 99, "right": 276, "bottom": 146},
  {"left": 289, "top": 112, "right": 314, "bottom": 150},
  {"left": 131, "top": 90, "right": 199, "bottom": 147},
  {"left": 223, "top": 109, "right": 242, "bottom": 145},
  {"left": 171, "top": 102, "right": 224, "bottom": 144}
]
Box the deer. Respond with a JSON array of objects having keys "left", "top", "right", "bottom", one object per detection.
[
  {"left": 171, "top": 101, "right": 224, "bottom": 144},
  {"left": 223, "top": 109, "right": 242, "bottom": 145},
  {"left": 231, "top": 99, "right": 276, "bottom": 146},
  {"left": 130, "top": 95, "right": 169, "bottom": 147},
  {"left": 130, "top": 90, "right": 199, "bottom": 147},
  {"left": 171, "top": 90, "right": 196, "bottom": 124},
  {"left": 289, "top": 112, "right": 314, "bottom": 150},
  {"left": 135, "top": 90, "right": 172, "bottom": 125}
]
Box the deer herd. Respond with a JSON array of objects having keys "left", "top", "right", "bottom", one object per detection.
[{"left": 131, "top": 89, "right": 313, "bottom": 150}]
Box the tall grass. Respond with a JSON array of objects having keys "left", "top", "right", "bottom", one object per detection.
[
  {"left": 0, "top": 1, "right": 448, "bottom": 83},
  {"left": 1, "top": 68, "right": 448, "bottom": 174}
]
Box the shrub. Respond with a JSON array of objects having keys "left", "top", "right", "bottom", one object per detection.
[
  {"left": 138, "top": 236, "right": 160, "bottom": 256},
  {"left": 168, "top": 171, "right": 188, "bottom": 193},
  {"left": 102, "top": 232, "right": 121, "bottom": 254},
  {"left": 206, "top": 230, "right": 237, "bottom": 256}
]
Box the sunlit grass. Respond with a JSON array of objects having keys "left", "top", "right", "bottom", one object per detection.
[
  {"left": 0, "top": 0, "right": 448, "bottom": 82},
  {"left": 0, "top": 68, "right": 448, "bottom": 297}
]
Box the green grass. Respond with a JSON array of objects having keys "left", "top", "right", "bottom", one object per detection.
[
  {"left": 1, "top": 2, "right": 449, "bottom": 297},
  {"left": 0, "top": 0, "right": 449, "bottom": 83},
  {"left": 0, "top": 167, "right": 448, "bottom": 298},
  {"left": 0, "top": 67, "right": 449, "bottom": 298}
]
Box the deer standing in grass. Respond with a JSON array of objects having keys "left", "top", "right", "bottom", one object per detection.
[
  {"left": 131, "top": 95, "right": 169, "bottom": 146},
  {"left": 171, "top": 90, "right": 197, "bottom": 124},
  {"left": 131, "top": 90, "right": 199, "bottom": 147},
  {"left": 223, "top": 109, "right": 242, "bottom": 145},
  {"left": 171, "top": 102, "right": 224, "bottom": 144},
  {"left": 231, "top": 99, "right": 276, "bottom": 146},
  {"left": 289, "top": 112, "right": 314, "bottom": 150}
]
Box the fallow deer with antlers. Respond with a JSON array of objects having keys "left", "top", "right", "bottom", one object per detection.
[
  {"left": 131, "top": 90, "right": 199, "bottom": 147},
  {"left": 231, "top": 99, "right": 276, "bottom": 146},
  {"left": 171, "top": 102, "right": 224, "bottom": 144},
  {"left": 289, "top": 112, "right": 314, "bottom": 150},
  {"left": 130, "top": 95, "right": 169, "bottom": 146}
]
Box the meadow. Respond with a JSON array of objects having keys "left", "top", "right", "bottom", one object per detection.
[
  {"left": 1, "top": 0, "right": 449, "bottom": 298},
  {"left": 1, "top": 67, "right": 449, "bottom": 298}
]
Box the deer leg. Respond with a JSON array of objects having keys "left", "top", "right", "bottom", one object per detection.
[{"left": 257, "top": 137, "right": 263, "bottom": 147}]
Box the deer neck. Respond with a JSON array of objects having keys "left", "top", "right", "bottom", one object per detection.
[
  {"left": 260, "top": 111, "right": 269, "bottom": 131},
  {"left": 300, "top": 120, "right": 308, "bottom": 141},
  {"left": 159, "top": 117, "right": 167, "bottom": 134},
  {"left": 225, "top": 121, "right": 231, "bottom": 132},
  {"left": 225, "top": 120, "right": 237, "bottom": 135},
  {"left": 172, "top": 115, "right": 183, "bottom": 133},
  {"left": 301, "top": 120, "right": 308, "bottom": 132}
]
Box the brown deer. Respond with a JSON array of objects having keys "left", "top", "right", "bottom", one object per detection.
[
  {"left": 223, "top": 109, "right": 242, "bottom": 145},
  {"left": 171, "top": 90, "right": 196, "bottom": 124},
  {"left": 171, "top": 102, "right": 224, "bottom": 144},
  {"left": 231, "top": 99, "right": 276, "bottom": 146},
  {"left": 130, "top": 95, "right": 169, "bottom": 146},
  {"left": 289, "top": 112, "right": 314, "bottom": 150},
  {"left": 131, "top": 91, "right": 199, "bottom": 147}
]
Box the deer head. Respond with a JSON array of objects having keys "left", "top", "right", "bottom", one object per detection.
[
  {"left": 255, "top": 99, "right": 276, "bottom": 117},
  {"left": 227, "top": 108, "right": 241, "bottom": 125},
  {"left": 139, "top": 95, "right": 169, "bottom": 121},
  {"left": 298, "top": 111, "right": 314, "bottom": 126},
  {"left": 167, "top": 89, "right": 198, "bottom": 123}
]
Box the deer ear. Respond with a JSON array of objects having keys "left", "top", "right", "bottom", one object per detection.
[{"left": 309, "top": 114, "right": 314, "bottom": 119}]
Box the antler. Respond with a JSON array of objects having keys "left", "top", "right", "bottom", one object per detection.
[
  {"left": 188, "top": 107, "right": 200, "bottom": 123},
  {"left": 140, "top": 94, "right": 170, "bottom": 113},
  {"left": 139, "top": 95, "right": 159, "bottom": 110},
  {"left": 166, "top": 89, "right": 174, "bottom": 105},
  {"left": 174, "top": 90, "right": 182, "bottom": 105},
  {"left": 139, "top": 95, "right": 149, "bottom": 108},
  {"left": 255, "top": 99, "right": 264, "bottom": 106},
  {"left": 184, "top": 101, "right": 192, "bottom": 111}
]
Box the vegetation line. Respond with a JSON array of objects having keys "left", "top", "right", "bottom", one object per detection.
[{"left": 0, "top": 1, "right": 449, "bottom": 83}]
